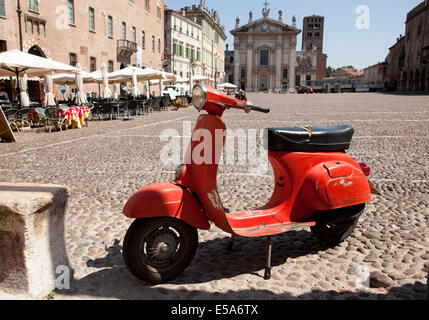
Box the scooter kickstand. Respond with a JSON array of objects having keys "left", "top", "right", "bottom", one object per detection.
[
  {"left": 264, "top": 236, "right": 272, "bottom": 280},
  {"left": 227, "top": 235, "right": 235, "bottom": 251}
]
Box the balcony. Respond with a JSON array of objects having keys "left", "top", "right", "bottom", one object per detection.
[{"left": 117, "top": 39, "right": 137, "bottom": 57}]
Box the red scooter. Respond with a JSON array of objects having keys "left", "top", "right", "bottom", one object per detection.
[{"left": 122, "top": 84, "right": 374, "bottom": 284}]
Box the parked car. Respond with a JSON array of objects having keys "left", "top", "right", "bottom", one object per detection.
[{"left": 296, "top": 85, "right": 313, "bottom": 94}]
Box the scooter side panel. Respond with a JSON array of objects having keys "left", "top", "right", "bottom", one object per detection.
[
  {"left": 292, "top": 160, "right": 371, "bottom": 221},
  {"left": 123, "top": 182, "right": 210, "bottom": 230}
]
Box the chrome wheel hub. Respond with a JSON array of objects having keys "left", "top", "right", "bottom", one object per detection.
[{"left": 146, "top": 228, "right": 179, "bottom": 264}]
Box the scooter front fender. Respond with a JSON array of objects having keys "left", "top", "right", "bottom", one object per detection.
[{"left": 123, "top": 182, "right": 210, "bottom": 230}]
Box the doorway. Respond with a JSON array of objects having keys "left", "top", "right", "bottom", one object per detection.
[
  {"left": 259, "top": 75, "right": 268, "bottom": 91},
  {"left": 295, "top": 75, "right": 301, "bottom": 87}
]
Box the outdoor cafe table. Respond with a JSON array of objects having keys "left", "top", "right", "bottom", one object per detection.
[{"left": 28, "top": 105, "right": 91, "bottom": 129}]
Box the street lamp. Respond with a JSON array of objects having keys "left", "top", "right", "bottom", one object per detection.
[{"left": 16, "top": 0, "right": 23, "bottom": 51}]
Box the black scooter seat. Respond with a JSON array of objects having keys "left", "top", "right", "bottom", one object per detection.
[{"left": 267, "top": 125, "right": 354, "bottom": 152}]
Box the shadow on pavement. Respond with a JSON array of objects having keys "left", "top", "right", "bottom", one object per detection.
[
  {"left": 57, "top": 231, "right": 427, "bottom": 300},
  {"left": 376, "top": 91, "right": 429, "bottom": 96}
]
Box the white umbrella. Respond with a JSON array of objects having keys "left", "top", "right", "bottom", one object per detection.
[
  {"left": 145, "top": 81, "right": 151, "bottom": 99},
  {"left": 113, "top": 83, "right": 120, "bottom": 100},
  {"left": 101, "top": 63, "right": 112, "bottom": 99},
  {"left": 218, "top": 83, "right": 238, "bottom": 89},
  {"left": 90, "top": 71, "right": 104, "bottom": 83},
  {"left": 131, "top": 68, "right": 140, "bottom": 97},
  {"left": 52, "top": 71, "right": 94, "bottom": 85},
  {"left": 0, "top": 50, "right": 78, "bottom": 77},
  {"left": 19, "top": 73, "right": 30, "bottom": 107},
  {"left": 75, "top": 63, "right": 87, "bottom": 105},
  {"left": 108, "top": 66, "right": 165, "bottom": 83},
  {"left": 43, "top": 73, "right": 56, "bottom": 107}
]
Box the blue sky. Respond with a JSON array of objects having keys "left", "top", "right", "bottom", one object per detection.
[{"left": 165, "top": 0, "right": 423, "bottom": 69}]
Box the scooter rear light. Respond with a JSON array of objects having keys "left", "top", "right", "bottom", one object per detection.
[{"left": 358, "top": 162, "right": 370, "bottom": 177}]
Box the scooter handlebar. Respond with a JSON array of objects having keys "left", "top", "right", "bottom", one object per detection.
[{"left": 249, "top": 105, "right": 270, "bottom": 114}]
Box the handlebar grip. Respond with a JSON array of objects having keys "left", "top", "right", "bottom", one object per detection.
[{"left": 250, "top": 105, "right": 270, "bottom": 113}]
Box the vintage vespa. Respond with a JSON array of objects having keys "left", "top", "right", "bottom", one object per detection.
[{"left": 122, "top": 84, "right": 373, "bottom": 284}]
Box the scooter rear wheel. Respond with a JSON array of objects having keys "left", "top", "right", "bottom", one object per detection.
[
  {"left": 311, "top": 204, "right": 365, "bottom": 246},
  {"left": 123, "top": 217, "right": 198, "bottom": 284}
]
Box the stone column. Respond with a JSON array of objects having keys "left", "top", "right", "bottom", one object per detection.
[
  {"left": 246, "top": 36, "right": 253, "bottom": 91},
  {"left": 288, "top": 37, "right": 297, "bottom": 93},
  {"left": 276, "top": 35, "right": 283, "bottom": 92}
]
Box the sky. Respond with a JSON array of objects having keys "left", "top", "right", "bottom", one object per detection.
[{"left": 164, "top": 0, "right": 423, "bottom": 70}]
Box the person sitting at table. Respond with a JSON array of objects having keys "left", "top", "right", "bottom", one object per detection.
[{"left": 0, "top": 86, "right": 9, "bottom": 102}]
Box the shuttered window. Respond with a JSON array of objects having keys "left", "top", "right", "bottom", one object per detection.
[{"left": 0, "top": 0, "right": 5, "bottom": 17}]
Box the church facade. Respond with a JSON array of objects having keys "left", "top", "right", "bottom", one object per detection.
[{"left": 230, "top": 8, "right": 300, "bottom": 92}]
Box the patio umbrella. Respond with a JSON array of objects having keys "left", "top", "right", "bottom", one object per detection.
[
  {"left": 113, "top": 83, "right": 120, "bottom": 100},
  {"left": 43, "top": 73, "right": 56, "bottom": 107},
  {"left": 0, "top": 50, "right": 79, "bottom": 77},
  {"left": 52, "top": 71, "right": 94, "bottom": 85},
  {"left": 146, "top": 81, "right": 151, "bottom": 99},
  {"left": 218, "top": 83, "right": 238, "bottom": 89},
  {"left": 19, "top": 73, "right": 30, "bottom": 107},
  {"left": 90, "top": 71, "right": 104, "bottom": 83},
  {"left": 0, "top": 49, "right": 78, "bottom": 106},
  {"left": 101, "top": 63, "right": 112, "bottom": 99},
  {"left": 108, "top": 66, "right": 165, "bottom": 83},
  {"left": 75, "top": 63, "right": 87, "bottom": 105},
  {"left": 131, "top": 67, "right": 140, "bottom": 97}
]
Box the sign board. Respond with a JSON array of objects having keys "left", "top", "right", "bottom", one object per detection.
[{"left": 0, "top": 107, "right": 16, "bottom": 143}]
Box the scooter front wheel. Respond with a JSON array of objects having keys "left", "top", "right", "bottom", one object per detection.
[{"left": 123, "top": 217, "right": 198, "bottom": 284}]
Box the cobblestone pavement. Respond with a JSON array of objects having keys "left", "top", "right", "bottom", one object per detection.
[{"left": 1, "top": 92, "right": 428, "bottom": 300}]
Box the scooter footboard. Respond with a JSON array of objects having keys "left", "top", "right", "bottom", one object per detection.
[{"left": 123, "top": 182, "right": 210, "bottom": 230}]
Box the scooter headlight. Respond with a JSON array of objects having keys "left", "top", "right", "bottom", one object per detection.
[{"left": 192, "top": 84, "right": 207, "bottom": 111}]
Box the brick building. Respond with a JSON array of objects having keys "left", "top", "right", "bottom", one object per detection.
[
  {"left": 0, "top": 0, "right": 165, "bottom": 99},
  {"left": 362, "top": 62, "right": 388, "bottom": 88},
  {"left": 386, "top": 1, "right": 429, "bottom": 91},
  {"left": 301, "top": 15, "right": 327, "bottom": 81}
]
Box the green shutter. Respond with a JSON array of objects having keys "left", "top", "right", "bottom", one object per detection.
[{"left": 0, "top": 0, "right": 5, "bottom": 17}]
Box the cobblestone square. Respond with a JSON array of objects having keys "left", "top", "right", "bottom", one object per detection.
[{"left": 1, "top": 92, "right": 428, "bottom": 300}]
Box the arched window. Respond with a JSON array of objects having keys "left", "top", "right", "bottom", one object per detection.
[{"left": 240, "top": 68, "right": 246, "bottom": 79}]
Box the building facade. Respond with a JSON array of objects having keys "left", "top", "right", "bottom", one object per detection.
[
  {"left": 295, "top": 46, "right": 318, "bottom": 86},
  {"left": 301, "top": 15, "right": 327, "bottom": 81},
  {"left": 385, "top": 35, "right": 405, "bottom": 90},
  {"left": 230, "top": 9, "right": 300, "bottom": 92},
  {"left": 164, "top": 9, "right": 203, "bottom": 80},
  {"left": 224, "top": 44, "right": 234, "bottom": 84},
  {"left": 179, "top": 2, "right": 226, "bottom": 86},
  {"left": 0, "top": 0, "right": 165, "bottom": 98},
  {"left": 362, "top": 62, "right": 388, "bottom": 87},
  {"left": 331, "top": 67, "right": 363, "bottom": 80},
  {"left": 394, "top": 1, "right": 429, "bottom": 91}
]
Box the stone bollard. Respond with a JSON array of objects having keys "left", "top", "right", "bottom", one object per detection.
[{"left": 0, "top": 183, "right": 70, "bottom": 299}]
